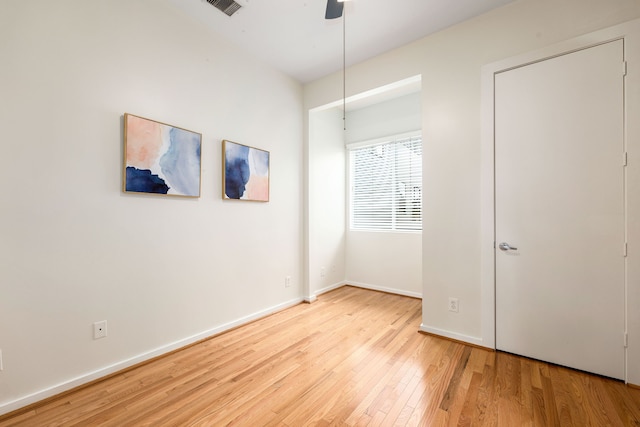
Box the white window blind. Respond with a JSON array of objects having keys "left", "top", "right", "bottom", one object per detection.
[{"left": 349, "top": 134, "right": 422, "bottom": 231}]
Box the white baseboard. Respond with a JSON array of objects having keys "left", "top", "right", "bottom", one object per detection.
[
  {"left": 303, "top": 294, "right": 317, "bottom": 303},
  {"left": 310, "top": 281, "right": 422, "bottom": 300},
  {"left": 347, "top": 281, "right": 422, "bottom": 299},
  {"left": 313, "top": 280, "right": 346, "bottom": 297},
  {"left": 0, "top": 297, "right": 304, "bottom": 416},
  {"left": 419, "top": 324, "right": 488, "bottom": 348}
]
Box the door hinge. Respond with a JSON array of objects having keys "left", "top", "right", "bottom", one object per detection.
[
  {"left": 623, "top": 61, "right": 628, "bottom": 76},
  {"left": 624, "top": 152, "right": 628, "bottom": 167},
  {"left": 624, "top": 332, "right": 628, "bottom": 348},
  {"left": 624, "top": 242, "right": 628, "bottom": 257}
]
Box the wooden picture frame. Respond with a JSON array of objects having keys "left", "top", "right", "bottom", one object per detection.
[
  {"left": 123, "top": 113, "right": 202, "bottom": 197},
  {"left": 222, "top": 140, "right": 270, "bottom": 202}
]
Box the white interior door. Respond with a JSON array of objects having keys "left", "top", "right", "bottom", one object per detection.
[{"left": 495, "top": 40, "right": 625, "bottom": 380}]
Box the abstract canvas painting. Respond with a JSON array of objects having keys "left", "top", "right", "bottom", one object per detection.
[
  {"left": 123, "top": 113, "right": 201, "bottom": 197},
  {"left": 222, "top": 140, "right": 270, "bottom": 202}
]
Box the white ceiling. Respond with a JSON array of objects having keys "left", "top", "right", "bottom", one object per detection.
[{"left": 168, "top": 0, "right": 516, "bottom": 84}]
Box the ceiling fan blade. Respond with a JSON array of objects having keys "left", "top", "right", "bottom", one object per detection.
[{"left": 325, "top": 0, "right": 344, "bottom": 19}]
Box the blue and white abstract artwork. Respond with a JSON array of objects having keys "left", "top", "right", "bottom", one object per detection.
[
  {"left": 124, "top": 113, "right": 201, "bottom": 197},
  {"left": 223, "top": 140, "right": 269, "bottom": 202}
]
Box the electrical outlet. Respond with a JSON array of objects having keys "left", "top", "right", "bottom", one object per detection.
[
  {"left": 285, "top": 276, "right": 291, "bottom": 287},
  {"left": 0, "top": 349, "right": 3, "bottom": 371},
  {"left": 93, "top": 320, "right": 107, "bottom": 340},
  {"left": 320, "top": 267, "right": 326, "bottom": 278},
  {"left": 448, "top": 297, "right": 459, "bottom": 313}
]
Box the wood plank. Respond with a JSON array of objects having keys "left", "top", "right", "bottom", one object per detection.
[{"left": 1, "top": 286, "right": 639, "bottom": 426}]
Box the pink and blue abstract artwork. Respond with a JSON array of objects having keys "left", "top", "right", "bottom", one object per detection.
[
  {"left": 223, "top": 140, "right": 270, "bottom": 202},
  {"left": 124, "top": 114, "right": 201, "bottom": 197}
]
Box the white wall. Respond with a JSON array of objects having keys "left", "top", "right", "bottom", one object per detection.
[
  {"left": 304, "top": 0, "right": 640, "bottom": 383},
  {"left": 0, "top": 0, "right": 303, "bottom": 413},
  {"left": 308, "top": 108, "right": 346, "bottom": 296},
  {"left": 345, "top": 93, "right": 422, "bottom": 297},
  {"left": 345, "top": 93, "right": 421, "bottom": 143}
]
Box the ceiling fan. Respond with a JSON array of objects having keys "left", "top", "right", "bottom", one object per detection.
[{"left": 325, "top": 0, "right": 345, "bottom": 20}]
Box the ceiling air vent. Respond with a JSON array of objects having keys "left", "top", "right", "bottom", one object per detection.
[{"left": 206, "top": 0, "right": 242, "bottom": 17}]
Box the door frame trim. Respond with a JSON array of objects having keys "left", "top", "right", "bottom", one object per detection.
[{"left": 480, "top": 19, "right": 640, "bottom": 382}]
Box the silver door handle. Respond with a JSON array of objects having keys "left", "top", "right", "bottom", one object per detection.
[{"left": 499, "top": 242, "right": 518, "bottom": 251}]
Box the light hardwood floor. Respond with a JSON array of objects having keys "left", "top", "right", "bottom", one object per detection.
[{"left": 2, "top": 286, "right": 639, "bottom": 426}]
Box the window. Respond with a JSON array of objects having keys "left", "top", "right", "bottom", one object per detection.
[{"left": 349, "top": 133, "right": 422, "bottom": 231}]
